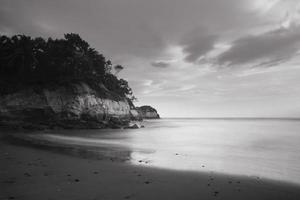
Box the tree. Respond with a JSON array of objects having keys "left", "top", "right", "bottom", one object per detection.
[
  {"left": 0, "top": 33, "right": 135, "bottom": 102},
  {"left": 114, "top": 65, "right": 124, "bottom": 74}
]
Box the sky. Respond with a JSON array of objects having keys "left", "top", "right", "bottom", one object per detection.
[{"left": 1, "top": 0, "right": 300, "bottom": 117}]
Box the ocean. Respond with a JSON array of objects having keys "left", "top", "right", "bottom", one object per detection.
[{"left": 29, "top": 118, "right": 300, "bottom": 185}]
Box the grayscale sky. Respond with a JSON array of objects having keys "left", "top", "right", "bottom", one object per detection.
[{"left": 1, "top": 0, "right": 300, "bottom": 117}]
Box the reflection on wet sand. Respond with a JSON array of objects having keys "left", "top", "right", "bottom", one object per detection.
[{"left": 3, "top": 133, "right": 132, "bottom": 162}]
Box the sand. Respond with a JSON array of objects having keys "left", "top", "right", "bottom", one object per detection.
[{"left": 1, "top": 133, "right": 300, "bottom": 200}]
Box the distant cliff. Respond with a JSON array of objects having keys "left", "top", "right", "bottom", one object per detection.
[
  {"left": 137, "top": 106, "right": 160, "bottom": 119},
  {"left": 0, "top": 82, "right": 141, "bottom": 129}
]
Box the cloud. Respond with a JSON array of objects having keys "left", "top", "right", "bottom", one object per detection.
[
  {"left": 217, "top": 26, "right": 300, "bottom": 66},
  {"left": 180, "top": 29, "right": 218, "bottom": 63},
  {"left": 251, "top": 0, "right": 281, "bottom": 14},
  {"left": 0, "top": 0, "right": 261, "bottom": 60},
  {"left": 151, "top": 61, "right": 171, "bottom": 68},
  {"left": 0, "top": 6, "right": 53, "bottom": 36}
]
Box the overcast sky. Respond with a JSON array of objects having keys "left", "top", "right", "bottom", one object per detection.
[{"left": 1, "top": 0, "right": 300, "bottom": 117}]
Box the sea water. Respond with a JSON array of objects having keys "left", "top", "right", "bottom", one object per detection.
[{"left": 32, "top": 118, "right": 300, "bottom": 184}]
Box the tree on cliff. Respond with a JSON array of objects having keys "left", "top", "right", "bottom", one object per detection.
[
  {"left": 114, "top": 65, "right": 124, "bottom": 74},
  {"left": 0, "top": 33, "right": 135, "bottom": 101}
]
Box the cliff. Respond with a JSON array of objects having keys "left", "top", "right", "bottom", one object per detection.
[
  {"left": 0, "top": 82, "right": 141, "bottom": 129},
  {"left": 136, "top": 106, "right": 160, "bottom": 119}
]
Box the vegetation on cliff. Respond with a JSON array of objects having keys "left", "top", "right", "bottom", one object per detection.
[
  {"left": 137, "top": 106, "right": 160, "bottom": 119},
  {"left": 0, "top": 33, "right": 135, "bottom": 102}
]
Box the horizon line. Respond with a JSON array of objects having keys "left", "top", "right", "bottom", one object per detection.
[{"left": 159, "top": 117, "right": 300, "bottom": 120}]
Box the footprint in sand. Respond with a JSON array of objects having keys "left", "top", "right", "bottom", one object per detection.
[
  {"left": 213, "top": 191, "right": 219, "bottom": 197},
  {"left": 4, "top": 179, "right": 16, "bottom": 184},
  {"left": 124, "top": 195, "right": 133, "bottom": 199},
  {"left": 24, "top": 172, "right": 31, "bottom": 177}
]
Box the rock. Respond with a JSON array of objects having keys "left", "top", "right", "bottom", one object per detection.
[
  {"left": 129, "top": 109, "right": 142, "bottom": 121},
  {"left": 125, "top": 121, "right": 142, "bottom": 129},
  {"left": 128, "top": 124, "right": 139, "bottom": 129},
  {"left": 0, "top": 82, "right": 141, "bottom": 129},
  {"left": 136, "top": 105, "right": 160, "bottom": 119}
]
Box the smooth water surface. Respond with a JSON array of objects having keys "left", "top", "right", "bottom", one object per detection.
[{"left": 30, "top": 118, "right": 300, "bottom": 184}]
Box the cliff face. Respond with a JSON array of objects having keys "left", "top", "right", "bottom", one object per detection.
[
  {"left": 0, "top": 83, "right": 141, "bottom": 129},
  {"left": 137, "top": 106, "right": 160, "bottom": 119}
]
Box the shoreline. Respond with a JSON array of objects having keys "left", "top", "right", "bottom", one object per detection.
[{"left": 1, "top": 133, "right": 300, "bottom": 200}]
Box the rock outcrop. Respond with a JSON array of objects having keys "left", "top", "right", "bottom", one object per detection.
[
  {"left": 0, "top": 82, "right": 141, "bottom": 129},
  {"left": 136, "top": 106, "right": 160, "bottom": 119}
]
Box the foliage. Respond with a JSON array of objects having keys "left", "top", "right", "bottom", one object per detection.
[
  {"left": 137, "top": 105, "right": 158, "bottom": 113},
  {"left": 0, "top": 33, "right": 135, "bottom": 100}
]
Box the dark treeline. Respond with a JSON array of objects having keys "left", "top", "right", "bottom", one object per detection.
[{"left": 0, "top": 33, "right": 135, "bottom": 100}]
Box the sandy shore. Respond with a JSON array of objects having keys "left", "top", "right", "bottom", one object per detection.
[{"left": 1, "top": 133, "right": 300, "bottom": 200}]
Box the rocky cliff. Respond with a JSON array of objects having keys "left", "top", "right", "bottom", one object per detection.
[
  {"left": 136, "top": 106, "right": 160, "bottom": 119},
  {"left": 0, "top": 83, "right": 141, "bottom": 129}
]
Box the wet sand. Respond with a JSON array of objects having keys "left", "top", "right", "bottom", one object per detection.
[{"left": 1, "top": 134, "right": 300, "bottom": 200}]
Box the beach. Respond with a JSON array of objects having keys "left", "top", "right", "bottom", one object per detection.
[
  {"left": 1, "top": 125, "right": 300, "bottom": 200},
  {"left": 2, "top": 0, "right": 300, "bottom": 199}
]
